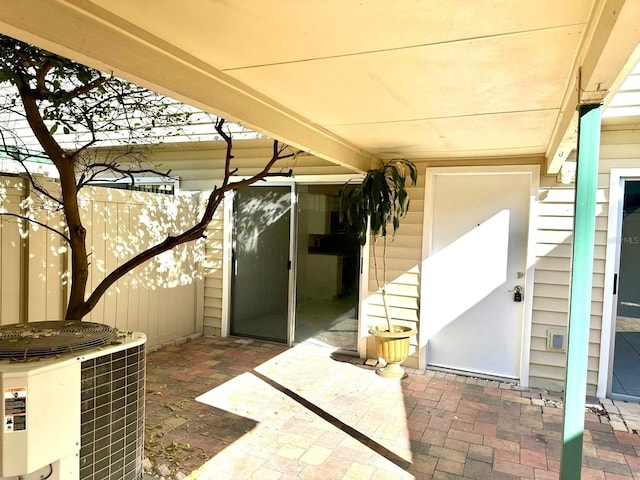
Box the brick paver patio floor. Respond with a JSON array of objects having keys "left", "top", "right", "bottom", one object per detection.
[{"left": 143, "top": 336, "right": 640, "bottom": 479}]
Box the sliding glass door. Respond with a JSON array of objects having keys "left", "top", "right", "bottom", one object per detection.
[
  {"left": 230, "top": 186, "right": 291, "bottom": 342},
  {"left": 230, "top": 183, "right": 360, "bottom": 351},
  {"left": 612, "top": 180, "right": 640, "bottom": 400}
]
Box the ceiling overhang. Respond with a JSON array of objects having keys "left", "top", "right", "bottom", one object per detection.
[
  {"left": 0, "top": 0, "right": 372, "bottom": 173},
  {"left": 1, "top": 1, "right": 639, "bottom": 175},
  {"left": 546, "top": 0, "right": 640, "bottom": 174}
]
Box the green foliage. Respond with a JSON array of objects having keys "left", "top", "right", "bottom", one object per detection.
[
  {"left": 0, "top": 34, "right": 193, "bottom": 156},
  {"left": 0, "top": 34, "right": 202, "bottom": 320},
  {"left": 0, "top": 34, "right": 299, "bottom": 322},
  {"left": 339, "top": 159, "right": 417, "bottom": 246}
]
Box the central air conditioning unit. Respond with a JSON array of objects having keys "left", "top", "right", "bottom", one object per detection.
[{"left": 0, "top": 321, "right": 146, "bottom": 480}]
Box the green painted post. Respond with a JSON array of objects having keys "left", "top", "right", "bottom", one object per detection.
[{"left": 559, "top": 103, "right": 601, "bottom": 480}]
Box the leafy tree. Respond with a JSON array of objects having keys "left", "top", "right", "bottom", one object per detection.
[
  {"left": 0, "top": 34, "right": 297, "bottom": 320},
  {"left": 339, "top": 159, "right": 417, "bottom": 332}
]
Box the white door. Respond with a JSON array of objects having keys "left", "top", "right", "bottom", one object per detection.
[{"left": 421, "top": 167, "right": 536, "bottom": 379}]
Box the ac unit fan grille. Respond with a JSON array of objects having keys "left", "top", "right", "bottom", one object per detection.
[
  {"left": 0, "top": 321, "right": 117, "bottom": 359},
  {"left": 80, "top": 344, "right": 146, "bottom": 480}
]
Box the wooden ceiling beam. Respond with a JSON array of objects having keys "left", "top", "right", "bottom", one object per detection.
[
  {"left": 0, "top": 0, "right": 372, "bottom": 173},
  {"left": 546, "top": 0, "right": 640, "bottom": 174}
]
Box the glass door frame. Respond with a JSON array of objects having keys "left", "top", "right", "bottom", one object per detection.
[
  {"left": 227, "top": 182, "right": 297, "bottom": 345},
  {"left": 600, "top": 169, "right": 640, "bottom": 400},
  {"left": 221, "top": 175, "right": 367, "bottom": 353}
]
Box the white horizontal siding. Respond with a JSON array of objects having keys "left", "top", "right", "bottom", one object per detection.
[
  {"left": 367, "top": 293, "right": 419, "bottom": 311},
  {"left": 147, "top": 139, "right": 354, "bottom": 191},
  {"left": 533, "top": 270, "right": 605, "bottom": 288},
  {"left": 365, "top": 168, "right": 424, "bottom": 368},
  {"left": 528, "top": 135, "right": 635, "bottom": 395},
  {"left": 536, "top": 215, "right": 608, "bottom": 231},
  {"left": 202, "top": 196, "right": 225, "bottom": 336},
  {"left": 536, "top": 230, "right": 615, "bottom": 245}
]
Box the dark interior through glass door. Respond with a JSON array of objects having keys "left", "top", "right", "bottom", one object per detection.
[{"left": 613, "top": 180, "right": 640, "bottom": 399}]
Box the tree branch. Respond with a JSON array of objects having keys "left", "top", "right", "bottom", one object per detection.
[
  {"left": 69, "top": 115, "right": 98, "bottom": 158},
  {"left": 17, "top": 86, "right": 67, "bottom": 166},
  {"left": 0, "top": 212, "right": 70, "bottom": 243},
  {"left": 19, "top": 168, "right": 63, "bottom": 208},
  {"left": 76, "top": 162, "right": 173, "bottom": 191},
  {"left": 82, "top": 136, "right": 296, "bottom": 317},
  {"left": 215, "top": 118, "right": 233, "bottom": 187},
  {"left": 85, "top": 163, "right": 172, "bottom": 178},
  {"left": 53, "top": 75, "right": 109, "bottom": 102},
  {"left": 0, "top": 130, "right": 63, "bottom": 208},
  {"left": 34, "top": 60, "right": 53, "bottom": 96}
]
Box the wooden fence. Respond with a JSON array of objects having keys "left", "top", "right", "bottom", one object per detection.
[{"left": 0, "top": 175, "right": 204, "bottom": 349}]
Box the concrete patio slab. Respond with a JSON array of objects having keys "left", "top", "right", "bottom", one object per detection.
[{"left": 143, "top": 336, "right": 640, "bottom": 479}]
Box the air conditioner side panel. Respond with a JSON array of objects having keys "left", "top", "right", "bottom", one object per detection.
[{"left": 1, "top": 361, "right": 80, "bottom": 477}]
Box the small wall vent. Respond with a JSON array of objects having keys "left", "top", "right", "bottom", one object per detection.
[{"left": 547, "top": 328, "right": 567, "bottom": 351}]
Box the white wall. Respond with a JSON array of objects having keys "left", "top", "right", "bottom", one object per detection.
[
  {"left": 528, "top": 175, "right": 606, "bottom": 393},
  {"left": 159, "top": 140, "right": 354, "bottom": 336},
  {"left": 528, "top": 126, "right": 640, "bottom": 395},
  {"left": 202, "top": 196, "right": 225, "bottom": 336},
  {"left": 146, "top": 138, "right": 355, "bottom": 191},
  {"left": 364, "top": 179, "right": 423, "bottom": 368},
  {"left": 144, "top": 135, "right": 627, "bottom": 393}
]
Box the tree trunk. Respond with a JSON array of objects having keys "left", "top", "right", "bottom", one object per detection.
[
  {"left": 59, "top": 158, "right": 89, "bottom": 320},
  {"left": 372, "top": 236, "right": 393, "bottom": 332}
]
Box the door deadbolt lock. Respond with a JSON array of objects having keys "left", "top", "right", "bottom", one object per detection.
[{"left": 513, "top": 286, "right": 523, "bottom": 303}]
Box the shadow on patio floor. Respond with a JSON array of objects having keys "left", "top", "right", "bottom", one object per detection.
[{"left": 144, "top": 336, "right": 640, "bottom": 479}]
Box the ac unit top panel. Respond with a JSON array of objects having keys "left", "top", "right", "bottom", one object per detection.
[{"left": 0, "top": 329, "right": 146, "bottom": 477}]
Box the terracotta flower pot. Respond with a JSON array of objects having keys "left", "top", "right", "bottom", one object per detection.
[{"left": 368, "top": 325, "right": 417, "bottom": 379}]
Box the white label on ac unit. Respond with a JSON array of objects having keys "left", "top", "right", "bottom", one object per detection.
[{"left": 4, "top": 388, "right": 26, "bottom": 433}]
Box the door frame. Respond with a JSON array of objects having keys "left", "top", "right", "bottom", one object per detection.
[
  {"left": 598, "top": 168, "right": 640, "bottom": 399},
  {"left": 419, "top": 165, "right": 539, "bottom": 385},
  {"left": 220, "top": 174, "right": 368, "bottom": 354},
  {"left": 226, "top": 183, "right": 296, "bottom": 343}
]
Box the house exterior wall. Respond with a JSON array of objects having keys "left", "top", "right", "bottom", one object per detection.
[
  {"left": 527, "top": 127, "right": 640, "bottom": 395},
  {"left": 147, "top": 139, "right": 355, "bottom": 191},
  {"left": 202, "top": 197, "right": 224, "bottom": 336},
  {"left": 368, "top": 158, "right": 540, "bottom": 371},
  {"left": 528, "top": 174, "right": 607, "bottom": 394},
  {"left": 147, "top": 132, "right": 639, "bottom": 395},
  {"left": 4, "top": 127, "right": 634, "bottom": 390},
  {"left": 356, "top": 156, "right": 599, "bottom": 389},
  {"left": 373, "top": 149, "right": 624, "bottom": 394},
  {"left": 364, "top": 175, "right": 424, "bottom": 368},
  {"left": 155, "top": 139, "right": 355, "bottom": 337},
  {"left": 0, "top": 175, "right": 203, "bottom": 349}
]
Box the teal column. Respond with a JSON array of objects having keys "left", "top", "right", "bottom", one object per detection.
[{"left": 560, "top": 103, "right": 601, "bottom": 480}]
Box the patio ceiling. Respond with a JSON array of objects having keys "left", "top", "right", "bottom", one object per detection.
[{"left": 1, "top": 1, "right": 639, "bottom": 174}]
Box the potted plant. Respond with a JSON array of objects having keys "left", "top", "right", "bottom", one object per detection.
[{"left": 339, "top": 159, "right": 418, "bottom": 378}]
